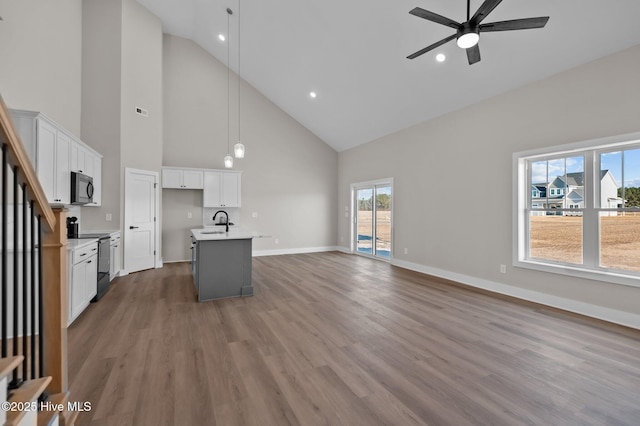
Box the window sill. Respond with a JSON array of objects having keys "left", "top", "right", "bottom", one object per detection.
[{"left": 514, "top": 259, "right": 640, "bottom": 289}]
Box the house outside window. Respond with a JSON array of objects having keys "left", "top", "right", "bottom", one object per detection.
[{"left": 514, "top": 132, "right": 640, "bottom": 287}]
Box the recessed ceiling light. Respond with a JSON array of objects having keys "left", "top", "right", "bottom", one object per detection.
[
  {"left": 218, "top": 34, "right": 226, "bottom": 41},
  {"left": 436, "top": 53, "right": 446, "bottom": 63},
  {"left": 309, "top": 92, "right": 317, "bottom": 99}
]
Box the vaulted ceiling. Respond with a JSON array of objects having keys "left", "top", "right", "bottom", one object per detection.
[{"left": 136, "top": 0, "right": 640, "bottom": 151}]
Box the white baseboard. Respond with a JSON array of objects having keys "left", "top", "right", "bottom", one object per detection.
[
  {"left": 252, "top": 246, "right": 340, "bottom": 257},
  {"left": 335, "top": 246, "right": 352, "bottom": 254},
  {"left": 392, "top": 258, "right": 640, "bottom": 330}
]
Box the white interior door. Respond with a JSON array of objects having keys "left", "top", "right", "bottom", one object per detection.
[{"left": 124, "top": 168, "right": 158, "bottom": 273}]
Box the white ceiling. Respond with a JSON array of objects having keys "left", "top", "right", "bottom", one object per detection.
[{"left": 136, "top": 0, "right": 640, "bottom": 152}]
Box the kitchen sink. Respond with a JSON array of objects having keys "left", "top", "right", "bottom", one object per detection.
[{"left": 201, "top": 230, "right": 226, "bottom": 234}]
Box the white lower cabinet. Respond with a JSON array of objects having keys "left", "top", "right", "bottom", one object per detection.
[
  {"left": 110, "top": 232, "right": 121, "bottom": 280},
  {"left": 68, "top": 241, "right": 98, "bottom": 326}
]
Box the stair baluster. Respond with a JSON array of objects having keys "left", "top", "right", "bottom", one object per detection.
[
  {"left": 21, "top": 184, "right": 28, "bottom": 382},
  {"left": 2, "top": 144, "right": 7, "bottom": 361}
]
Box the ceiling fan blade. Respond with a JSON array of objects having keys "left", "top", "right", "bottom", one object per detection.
[
  {"left": 479, "top": 17, "right": 549, "bottom": 32},
  {"left": 407, "top": 34, "right": 456, "bottom": 59},
  {"left": 466, "top": 44, "right": 481, "bottom": 65},
  {"left": 470, "top": 0, "right": 503, "bottom": 25},
  {"left": 409, "top": 7, "right": 460, "bottom": 30}
]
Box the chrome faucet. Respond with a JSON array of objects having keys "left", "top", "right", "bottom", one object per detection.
[{"left": 212, "top": 210, "right": 229, "bottom": 232}]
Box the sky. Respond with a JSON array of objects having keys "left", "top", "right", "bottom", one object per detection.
[
  {"left": 356, "top": 186, "right": 391, "bottom": 200},
  {"left": 531, "top": 148, "right": 640, "bottom": 188}
]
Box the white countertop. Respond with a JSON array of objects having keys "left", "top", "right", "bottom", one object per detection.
[
  {"left": 67, "top": 238, "right": 99, "bottom": 251},
  {"left": 191, "top": 228, "right": 255, "bottom": 241},
  {"left": 81, "top": 229, "right": 120, "bottom": 236}
]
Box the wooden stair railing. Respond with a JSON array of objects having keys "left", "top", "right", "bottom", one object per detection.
[{"left": 0, "top": 93, "right": 69, "bottom": 410}]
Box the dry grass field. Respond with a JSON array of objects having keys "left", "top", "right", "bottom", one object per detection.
[
  {"left": 530, "top": 215, "right": 640, "bottom": 272},
  {"left": 359, "top": 211, "right": 640, "bottom": 272},
  {"left": 357, "top": 210, "right": 391, "bottom": 251}
]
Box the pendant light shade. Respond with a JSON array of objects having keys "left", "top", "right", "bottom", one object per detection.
[
  {"left": 224, "top": 154, "right": 234, "bottom": 168},
  {"left": 234, "top": 141, "right": 245, "bottom": 158}
]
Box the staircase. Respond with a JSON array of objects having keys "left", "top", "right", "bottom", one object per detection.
[{"left": 1, "top": 96, "right": 77, "bottom": 426}]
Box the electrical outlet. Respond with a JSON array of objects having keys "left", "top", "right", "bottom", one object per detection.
[
  {"left": 252, "top": 212, "right": 258, "bottom": 218},
  {"left": 274, "top": 238, "right": 279, "bottom": 245},
  {"left": 187, "top": 212, "right": 192, "bottom": 219},
  {"left": 500, "top": 264, "right": 507, "bottom": 274},
  {"left": 105, "top": 213, "right": 112, "bottom": 221},
  {"left": 404, "top": 248, "right": 408, "bottom": 255}
]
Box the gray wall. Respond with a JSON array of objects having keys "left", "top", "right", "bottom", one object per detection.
[
  {"left": 162, "top": 35, "right": 338, "bottom": 261},
  {"left": 81, "top": 0, "right": 163, "bottom": 232},
  {"left": 0, "top": 0, "right": 82, "bottom": 135},
  {"left": 120, "top": 0, "right": 163, "bottom": 173},
  {"left": 338, "top": 45, "right": 640, "bottom": 319},
  {"left": 80, "top": 0, "right": 123, "bottom": 230}
]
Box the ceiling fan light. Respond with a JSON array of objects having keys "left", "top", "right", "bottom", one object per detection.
[
  {"left": 234, "top": 141, "right": 245, "bottom": 158},
  {"left": 224, "top": 154, "right": 234, "bottom": 168},
  {"left": 456, "top": 32, "right": 479, "bottom": 49}
]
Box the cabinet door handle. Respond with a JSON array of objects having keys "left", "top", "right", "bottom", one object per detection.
[
  {"left": 80, "top": 253, "right": 87, "bottom": 257},
  {"left": 87, "top": 260, "right": 92, "bottom": 264},
  {"left": 129, "top": 226, "right": 139, "bottom": 229}
]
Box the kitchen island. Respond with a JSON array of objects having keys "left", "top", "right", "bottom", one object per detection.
[{"left": 190, "top": 228, "right": 253, "bottom": 302}]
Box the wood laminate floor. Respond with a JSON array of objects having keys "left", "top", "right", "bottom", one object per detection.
[{"left": 68, "top": 252, "right": 640, "bottom": 425}]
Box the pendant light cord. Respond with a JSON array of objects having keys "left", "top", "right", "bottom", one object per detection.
[
  {"left": 238, "top": 0, "right": 241, "bottom": 144},
  {"left": 227, "top": 9, "right": 231, "bottom": 156}
]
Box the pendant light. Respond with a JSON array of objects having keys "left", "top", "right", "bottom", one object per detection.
[
  {"left": 233, "top": 0, "right": 245, "bottom": 159},
  {"left": 224, "top": 7, "right": 233, "bottom": 169}
]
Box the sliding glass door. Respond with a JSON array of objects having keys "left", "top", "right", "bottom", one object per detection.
[{"left": 353, "top": 181, "right": 392, "bottom": 260}]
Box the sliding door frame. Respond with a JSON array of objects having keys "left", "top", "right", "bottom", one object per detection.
[{"left": 350, "top": 178, "right": 394, "bottom": 261}]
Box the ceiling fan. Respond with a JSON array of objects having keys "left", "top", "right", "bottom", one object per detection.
[{"left": 407, "top": 0, "right": 549, "bottom": 65}]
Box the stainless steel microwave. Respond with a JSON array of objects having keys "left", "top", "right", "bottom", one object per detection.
[{"left": 70, "top": 171, "right": 94, "bottom": 205}]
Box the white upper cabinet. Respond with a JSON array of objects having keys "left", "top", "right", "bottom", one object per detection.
[
  {"left": 11, "top": 110, "right": 103, "bottom": 207},
  {"left": 54, "top": 130, "right": 71, "bottom": 205},
  {"left": 70, "top": 141, "right": 86, "bottom": 174},
  {"left": 89, "top": 151, "right": 102, "bottom": 206},
  {"left": 70, "top": 138, "right": 102, "bottom": 205},
  {"left": 162, "top": 167, "right": 204, "bottom": 189},
  {"left": 16, "top": 113, "right": 70, "bottom": 205},
  {"left": 203, "top": 171, "right": 241, "bottom": 207}
]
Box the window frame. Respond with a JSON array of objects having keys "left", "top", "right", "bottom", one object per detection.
[{"left": 513, "top": 131, "right": 640, "bottom": 288}]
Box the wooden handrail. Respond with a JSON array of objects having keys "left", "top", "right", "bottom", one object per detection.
[
  {"left": 1, "top": 94, "right": 68, "bottom": 394},
  {"left": 0, "top": 95, "right": 55, "bottom": 231}
]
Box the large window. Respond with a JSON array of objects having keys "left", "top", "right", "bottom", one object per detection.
[{"left": 514, "top": 132, "right": 640, "bottom": 287}]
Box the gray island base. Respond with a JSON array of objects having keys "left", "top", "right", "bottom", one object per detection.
[{"left": 191, "top": 229, "right": 253, "bottom": 302}]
